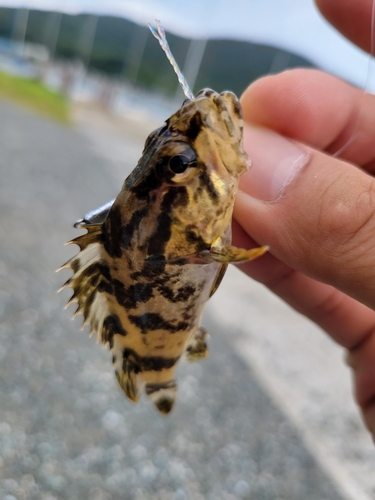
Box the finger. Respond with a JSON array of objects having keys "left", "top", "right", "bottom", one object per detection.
[
  {"left": 232, "top": 220, "right": 375, "bottom": 350},
  {"left": 362, "top": 403, "right": 375, "bottom": 441},
  {"left": 315, "top": 0, "right": 373, "bottom": 54},
  {"left": 241, "top": 69, "right": 375, "bottom": 171},
  {"left": 235, "top": 124, "right": 375, "bottom": 311},
  {"left": 347, "top": 326, "right": 375, "bottom": 439}
]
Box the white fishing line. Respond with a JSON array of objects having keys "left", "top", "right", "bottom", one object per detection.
[{"left": 149, "top": 20, "right": 195, "bottom": 100}]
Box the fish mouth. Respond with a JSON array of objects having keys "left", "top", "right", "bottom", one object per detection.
[{"left": 194, "top": 88, "right": 242, "bottom": 122}]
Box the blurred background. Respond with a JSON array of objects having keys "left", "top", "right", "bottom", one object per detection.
[{"left": 0, "top": 1, "right": 375, "bottom": 499}]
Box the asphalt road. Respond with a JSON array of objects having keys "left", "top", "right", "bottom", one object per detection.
[{"left": 0, "top": 100, "right": 346, "bottom": 500}]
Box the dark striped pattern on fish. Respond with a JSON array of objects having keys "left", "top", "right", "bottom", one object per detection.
[{"left": 60, "top": 89, "right": 268, "bottom": 413}]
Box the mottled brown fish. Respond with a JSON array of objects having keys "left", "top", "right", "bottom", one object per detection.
[
  {"left": 60, "top": 23, "right": 268, "bottom": 413},
  {"left": 60, "top": 88, "right": 267, "bottom": 413}
]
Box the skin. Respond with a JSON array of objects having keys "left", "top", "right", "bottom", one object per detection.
[{"left": 233, "top": 0, "right": 375, "bottom": 439}]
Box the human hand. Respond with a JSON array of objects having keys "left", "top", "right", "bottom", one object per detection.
[{"left": 233, "top": 0, "right": 375, "bottom": 439}]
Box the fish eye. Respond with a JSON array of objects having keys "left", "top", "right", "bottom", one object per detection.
[
  {"left": 155, "top": 145, "right": 197, "bottom": 182},
  {"left": 168, "top": 155, "right": 191, "bottom": 174}
]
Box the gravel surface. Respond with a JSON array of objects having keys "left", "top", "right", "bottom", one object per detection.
[{"left": 0, "top": 100, "right": 345, "bottom": 500}]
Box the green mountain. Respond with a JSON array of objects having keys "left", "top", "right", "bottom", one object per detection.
[{"left": 0, "top": 7, "right": 314, "bottom": 96}]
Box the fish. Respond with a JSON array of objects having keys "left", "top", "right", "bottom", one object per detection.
[{"left": 59, "top": 23, "right": 268, "bottom": 414}]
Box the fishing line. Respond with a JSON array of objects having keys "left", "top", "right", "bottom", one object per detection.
[{"left": 149, "top": 20, "right": 195, "bottom": 101}]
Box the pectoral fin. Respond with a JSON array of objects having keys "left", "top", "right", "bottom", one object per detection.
[
  {"left": 209, "top": 264, "right": 228, "bottom": 297},
  {"left": 163, "top": 245, "right": 268, "bottom": 266},
  {"left": 200, "top": 244, "right": 269, "bottom": 264}
]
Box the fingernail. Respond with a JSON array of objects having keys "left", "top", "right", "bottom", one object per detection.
[{"left": 240, "top": 124, "right": 310, "bottom": 201}]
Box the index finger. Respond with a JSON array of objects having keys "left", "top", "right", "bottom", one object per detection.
[
  {"left": 241, "top": 69, "right": 375, "bottom": 172},
  {"left": 315, "top": 0, "right": 373, "bottom": 54}
]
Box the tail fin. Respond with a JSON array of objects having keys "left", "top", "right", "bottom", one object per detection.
[{"left": 145, "top": 380, "right": 177, "bottom": 414}]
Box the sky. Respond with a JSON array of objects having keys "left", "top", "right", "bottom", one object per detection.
[{"left": 1, "top": 0, "right": 374, "bottom": 90}]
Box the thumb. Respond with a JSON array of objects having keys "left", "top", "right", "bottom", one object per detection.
[{"left": 235, "top": 124, "right": 375, "bottom": 309}]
